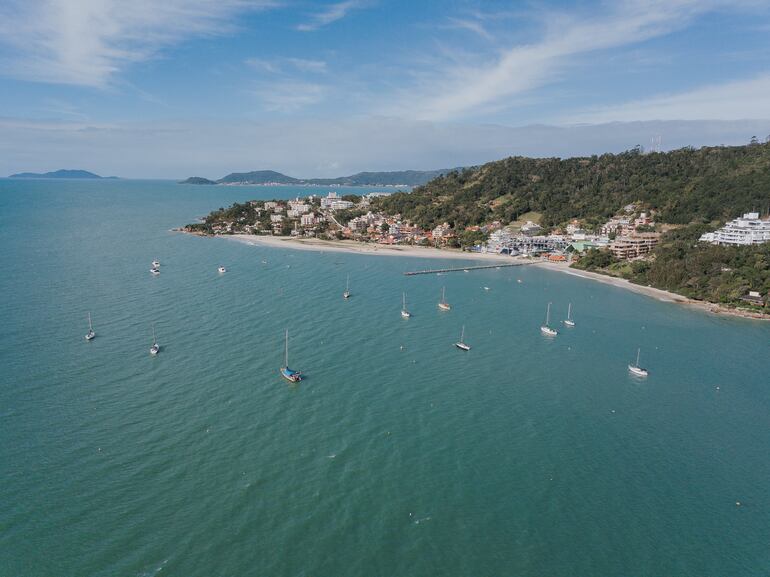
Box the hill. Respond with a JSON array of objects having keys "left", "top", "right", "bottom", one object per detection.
[
  {"left": 179, "top": 176, "right": 217, "bottom": 185},
  {"left": 182, "top": 168, "right": 457, "bottom": 187},
  {"left": 372, "top": 143, "right": 770, "bottom": 230},
  {"left": 8, "top": 169, "right": 114, "bottom": 179}
]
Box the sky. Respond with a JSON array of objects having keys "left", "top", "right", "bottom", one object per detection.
[{"left": 1, "top": 0, "right": 770, "bottom": 178}]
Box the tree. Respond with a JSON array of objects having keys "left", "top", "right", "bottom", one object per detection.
[{"left": 380, "top": 222, "right": 389, "bottom": 233}]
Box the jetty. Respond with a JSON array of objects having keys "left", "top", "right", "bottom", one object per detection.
[{"left": 403, "top": 262, "right": 529, "bottom": 275}]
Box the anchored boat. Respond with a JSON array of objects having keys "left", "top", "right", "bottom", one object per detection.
[
  {"left": 628, "top": 348, "right": 648, "bottom": 377},
  {"left": 280, "top": 329, "right": 302, "bottom": 382},
  {"left": 540, "top": 302, "right": 558, "bottom": 336},
  {"left": 438, "top": 287, "right": 451, "bottom": 311}
]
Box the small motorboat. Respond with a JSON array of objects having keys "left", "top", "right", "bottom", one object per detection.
[{"left": 218, "top": 266, "right": 227, "bottom": 273}]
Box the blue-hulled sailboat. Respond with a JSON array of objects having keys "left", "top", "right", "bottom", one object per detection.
[{"left": 280, "top": 329, "right": 302, "bottom": 382}]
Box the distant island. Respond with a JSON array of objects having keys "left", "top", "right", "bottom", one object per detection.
[
  {"left": 179, "top": 168, "right": 458, "bottom": 187},
  {"left": 8, "top": 169, "right": 117, "bottom": 179}
]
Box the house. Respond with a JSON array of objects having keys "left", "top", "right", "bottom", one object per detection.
[
  {"left": 270, "top": 214, "right": 284, "bottom": 223},
  {"left": 741, "top": 290, "right": 765, "bottom": 306}
]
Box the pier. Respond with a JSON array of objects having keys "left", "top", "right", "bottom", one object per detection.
[{"left": 403, "top": 262, "right": 529, "bottom": 275}]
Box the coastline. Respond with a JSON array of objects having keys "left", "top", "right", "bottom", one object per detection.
[
  {"left": 213, "top": 232, "right": 524, "bottom": 262},
  {"left": 178, "top": 231, "right": 770, "bottom": 321},
  {"left": 534, "top": 261, "right": 770, "bottom": 321}
]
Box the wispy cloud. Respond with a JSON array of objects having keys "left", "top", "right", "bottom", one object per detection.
[
  {"left": 246, "top": 57, "right": 327, "bottom": 74},
  {"left": 296, "top": 0, "right": 367, "bottom": 31},
  {"left": 0, "top": 0, "right": 279, "bottom": 87},
  {"left": 386, "top": 0, "right": 756, "bottom": 121},
  {"left": 253, "top": 81, "right": 326, "bottom": 112},
  {"left": 569, "top": 73, "right": 770, "bottom": 122},
  {"left": 443, "top": 16, "right": 493, "bottom": 41}
]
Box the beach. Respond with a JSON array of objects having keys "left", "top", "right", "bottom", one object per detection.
[{"left": 196, "top": 232, "right": 770, "bottom": 321}]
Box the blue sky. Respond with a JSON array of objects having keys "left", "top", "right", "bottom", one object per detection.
[{"left": 1, "top": 0, "right": 770, "bottom": 177}]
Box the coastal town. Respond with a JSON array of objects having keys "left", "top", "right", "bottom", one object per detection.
[{"left": 185, "top": 190, "right": 670, "bottom": 262}]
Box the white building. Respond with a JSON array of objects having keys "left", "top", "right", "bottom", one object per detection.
[
  {"left": 320, "top": 192, "right": 354, "bottom": 211},
  {"left": 301, "top": 213, "right": 318, "bottom": 226},
  {"left": 699, "top": 212, "right": 770, "bottom": 245},
  {"left": 270, "top": 214, "right": 284, "bottom": 223}
]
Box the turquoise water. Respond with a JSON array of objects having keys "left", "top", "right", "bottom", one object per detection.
[{"left": 1, "top": 179, "right": 769, "bottom": 577}]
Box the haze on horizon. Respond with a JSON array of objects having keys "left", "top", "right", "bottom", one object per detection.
[{"left": 1, "top": 0, "right": 770, "bottom": 179}]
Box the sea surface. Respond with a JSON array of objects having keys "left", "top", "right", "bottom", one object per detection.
[{"left": 1, "top": 178, "right": 769, "bottom": 577}]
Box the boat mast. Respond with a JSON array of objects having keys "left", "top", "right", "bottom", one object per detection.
[
  {"left": 636, "top": 348, "right": 641, "bottom": 367},
  {"left": 88, "top": 312, "right": 92, "bottom": 331},
  {"left": 152, "top": 323, "right": 156, "bottom": 345},
  {"left": 402, "top": 292, "right": 406, "bottom": 310},
  {"left": 346, "top": 274, "right": 350, "bottom": 292},
  {"left": 284, "top": 329, "right": 289, "bottom": 367},
  {"left": 567, "top": 303, "right": 572, "bottom": 320},
  {"left": 441, "top": 287, "right": 446, "bottom": 304},
  {"left": 460, "top": 325, "right": 465, "bottom": 342},
  {"left": 546, "top": 303, "right": 551, "bottom": 326}
]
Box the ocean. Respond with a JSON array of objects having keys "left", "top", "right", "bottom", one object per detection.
[{"left": 1, "top": 178, "right": 768, "bottom": 576}]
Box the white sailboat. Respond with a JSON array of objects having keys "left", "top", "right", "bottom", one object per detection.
[
  {"left": 540, "top": 302, "right": 558, "bottom": 336},
  {"left": 564, "top": 303, "right": 575, "bottom": 327},
  {"left": 438, "top": 286, "right": 451, "bottom": 311},
  {"left": 218, "top": 266, "right": 227, "bottom": 273},
  {"left": 401, "top": 292, "right": 411, "bottom": 318},
  {"left": 150, "top": 324, "right": 160, "bottom": 355},
  {"left": 152, "top": 260, "right": 160, "bottom": 268},
  {"left": 455, "top": 325, "right": 470, "bottom": 351},
  {"left": 85, "top": 312, "right": 95, "bottom": 341},
  {"left": 150, "top": 267, "right": 160, "bottom": 275},
  {"left": 628, "top": 348, "right": 648, "bottom": 377},
  {"left": 280, "top": 329, "right": 302, "bottom": 382},
  {"left": 343, "top": 274, "right": 351, "bottom": 299}
]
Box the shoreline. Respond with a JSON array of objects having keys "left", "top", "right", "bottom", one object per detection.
[
  {"left": 206, "top": 232, "right": 526, "bottom": 262},
  {"left": 534, "top": 261, "right": 770, "bottom": 322},
  {"left": 178, "top": 231, "right": 770, "bottom": 321}
]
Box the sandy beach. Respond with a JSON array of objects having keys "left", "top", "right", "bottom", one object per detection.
[
  {"left": 182, "top": 232, "right": 770, "bottom": 321},
  {"left": 535, "top": 261, "right": 770, "bottom": 321},
  {"left": 220, "top": 233, "right": 524, "bottom": 262}
]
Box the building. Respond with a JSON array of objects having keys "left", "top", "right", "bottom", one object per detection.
[
  {"left": 520, "top": 221, "right": 543, "bottom": 236},
  {"left": 699, "top": 212, "right": 770, "bottom": 245},
  {"left": 609, "top": 234, "right": 660, "bottom": 259},
  {"left": 270, "top": 214, "right": 284, "bottom": 223},
  {"left": 600, "top": 217, "right": 631, "bottom": 236},
  {"left": 300, "top": 213, "right": 318, "bottom": 226},
  {"left": 320, "top": 192, "right": 354, "bottom": 211},
  {"left": 741, "top": 290, "right": 765, "bottom": 306}
]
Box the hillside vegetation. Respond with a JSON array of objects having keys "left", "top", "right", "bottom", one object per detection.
[{"left": 372, "top": 143, "right": 770, "bottom": 230}]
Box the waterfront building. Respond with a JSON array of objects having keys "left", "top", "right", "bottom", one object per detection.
[
  {"left": 609, "top": 233, "right": 660, "bottom": 259},
  {"left": 521, "top": 221, "right": 543, "bottom": 236},
  {"left": 699, "top": 212, "right": 770, "bottom": 245},
  {"left": 270, "top": 214, "right": 284, "bottom": 223},
  {"left": 320, "top": 192, "right": 354, "bottom": 210}
]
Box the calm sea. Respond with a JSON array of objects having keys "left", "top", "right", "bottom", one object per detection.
[{"left": 1, "top": 179, "right": 768, "bottom": 577}]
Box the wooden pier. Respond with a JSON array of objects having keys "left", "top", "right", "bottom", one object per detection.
[{"left": 403, "top": 262, "right": 529, "bottom": 275}]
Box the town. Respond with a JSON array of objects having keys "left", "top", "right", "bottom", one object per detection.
[{"left": 185, "top": 190, "right": 675, "bottom": 263}]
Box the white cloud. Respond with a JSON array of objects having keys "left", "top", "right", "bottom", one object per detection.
[
  {"left": 246, "top": 57, "right": 327, "bottom": 74},
  {"left": 386, "top": 0, "right": 752, "bottom": 121},
  {"left": 569, "top": 73, "right": 770, "bottom": 122},
  {"left": 253, "top": 81, "right": 326, "bottom": 112},
  {"left": 0, "top": 0, "right": 279, "bottom": 87},
  {"left": 296, "top": 0, "right": 366, "bottom": 32}
]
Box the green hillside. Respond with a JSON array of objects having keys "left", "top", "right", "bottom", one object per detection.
[{"left": 372, "top": 143, "right": 770, "bottom": 230}]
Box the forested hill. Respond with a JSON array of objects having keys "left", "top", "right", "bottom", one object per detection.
[
  {"left": 184, "top": 168, "right": 456, "bottom": 186},
  {"left": 371, "top": 143, "right": 770, "bottom": 229}
]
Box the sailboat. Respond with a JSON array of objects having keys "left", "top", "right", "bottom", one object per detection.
[
  {"left": 564, "top": 303, "right": 575, "bottom": 327},
  {"left": 85, "top": 312, "right": 95, "bottom": 341},
  {"left": 540, "top": 302, "right": 558, "bottom": 336},
  {"left": 455, "top": 325, "right": 470, "bottom": 351},
  {"left": 628, "top": 348, "right": 648, "bottom": 377},
  {"left": 152, "top": 260, "right": 160, "bottom": 268},
  {"left": 218, "top": 266, "right": 227, "bottom": 273},
  {"left": 438, "top": 287, "right": 451, "bottom": 311},
  {"left": 343, "top": 274, "right": 351, "bottom": 299},
  {"left": 280, "top": 329, "right": 302, "bottom": 382},
  {"left": 401, "top": 292, "right": 411, "bottom": 318},
  {"left": 150, "top": 324, "right": 160, "bottom": 355}
]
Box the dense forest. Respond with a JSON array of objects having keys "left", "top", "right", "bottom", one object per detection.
[
  {"left": 573, "top": 224, "right": 770, "bottom": 310},
  {"left": 372, "top": 142, "right": 770, "bottom": 230}
]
